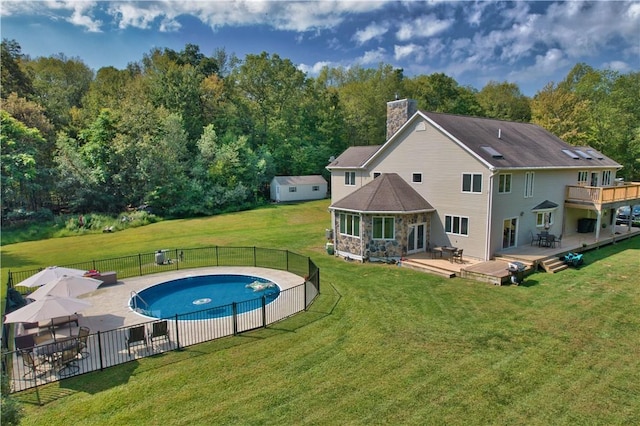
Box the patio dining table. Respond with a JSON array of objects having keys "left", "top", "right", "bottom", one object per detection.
[
  {"left": 538, "top": 233, "right": 556, "bottom": 248},
  {"left": 34, "top": 338, "right": 78, "bottom": 363},
  {"left": 433, "top": 246, "right": 458, "bottom": 261}
]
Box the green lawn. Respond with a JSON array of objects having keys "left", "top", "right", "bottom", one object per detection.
[{"left": 3, "top": 200, "right": 639, "bottom": 425}]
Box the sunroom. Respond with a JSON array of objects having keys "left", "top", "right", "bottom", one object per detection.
[{"left": 328, "top": 173, "right": 435, "bottom": 262}]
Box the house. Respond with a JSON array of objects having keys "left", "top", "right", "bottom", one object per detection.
[
  {"left": 270, "top": 175, "right": 327, "bottom": 202},
  {"left": 327, "top": 99, "right": 640, "bottom": 262}
]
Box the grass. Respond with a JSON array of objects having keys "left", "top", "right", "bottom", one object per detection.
[{"left": 2, "top": 199, "right": 639, "bottom": 425}]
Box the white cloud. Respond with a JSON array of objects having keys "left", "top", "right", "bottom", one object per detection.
[
  {"left": 359, "top": 47, "right": 387, "bottom": 64},
  {"left": 602, "top": 61, "right": 632, "bottom": 74},
  {"left": 394, "top": 43, "right": 425, "bottom": 62},
  {"left": 352, "top": 22, "right": 389, "bottom": 46},
  {"left": 66, "top": 2, "right": 103, "bottom": 33},
  {"left": 298, "top": 61, "right": 332, "bottom": 75},
  {"left": 104, "top": 0, "right": 390, "bottom": 33},
  {"left": 396, "top": 14, "right": 453, "bottom": 41}
]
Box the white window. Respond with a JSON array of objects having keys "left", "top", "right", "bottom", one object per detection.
[
  {"left": 312, "top": 186, "right": 319, "bottom": 191},
  {"left": 498, "top": 174, "right": 512, "bottom": 194},
  {"left": 339, "top": 213, "right": 360, "bottom": 237},
  {"left": 577, "top": 171, "right": 588, "bottom": 185},
  {"left": 289, "top": 187, "right": 297, "bottom": 193},
  {"left": 344, "top": 172, "right": 355, "bottom": 186},
  {"left": 373, "top": 217, "right": 395, "bottom": 239},
  {"left": 536, "top": 212, "right": 553, "bottom": 228},
  {"left": 524, "top": 172, "right": 535, "bottom": 198},
  {"left": 445, "top": 215, "right": 469, "bottom": 236},
  {"left": 602, "top": 170, "right": 612, "bottom": 186},
  {"left": 462, "top": 173, "right": 482, "bottom": 193},
  {"left": 412, "top": 173, "right": 423, "bottom": 183}
]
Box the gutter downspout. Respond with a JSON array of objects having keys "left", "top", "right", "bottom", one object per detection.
[{"left": 485, "top": 170, "right": 498, "bottom": 261}]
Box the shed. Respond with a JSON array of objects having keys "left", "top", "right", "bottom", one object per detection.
[{"left": 270, "top": 175, "right": 327, "bottom": 202}]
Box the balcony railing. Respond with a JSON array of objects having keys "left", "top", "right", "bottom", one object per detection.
[{"left": 565, "top": 183, "right": 640, "bottom": 207}]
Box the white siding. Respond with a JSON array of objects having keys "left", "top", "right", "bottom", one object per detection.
[
  {"left": 364, "top": 119, "right": 490, "bottom": 260},
  {"left": 271, "top": 177, "right": 327, "bottom": 202}
]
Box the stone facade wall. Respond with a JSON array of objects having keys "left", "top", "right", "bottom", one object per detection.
[
  {"left": 386, "top": 99, "right": 418, "bottom": 140},
  {"left": 334, "top": 211, "right": 431, "bottom": 261}
]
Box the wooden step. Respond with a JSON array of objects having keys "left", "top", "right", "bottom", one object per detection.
[
  {"left": 400, "top": 260, "right": 456, "bottom": 278},
  {"left": 541, "top": 257, "right": 568, "bottom": 273}
]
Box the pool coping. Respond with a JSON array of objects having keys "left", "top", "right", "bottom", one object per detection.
[{"left": 76, "top": 267, "right": 304, "bottom": 333}]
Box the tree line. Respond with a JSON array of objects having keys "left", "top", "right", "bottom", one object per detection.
[{"left": 2, "top": 39, "right": 638, "bottom": 219}]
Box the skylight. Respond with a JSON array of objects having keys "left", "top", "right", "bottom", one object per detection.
[
  {"left": 586, "top": 149, "right": 604, "bottom": 160},
  {"left": 562, "top": 149, "right": 580, "bottom": 159},
  {"left": 481, "top": 146, "right": 503, "bottom": 159},
  {"left": 575, "top": 150, "right": 592, "bottom": 159}
]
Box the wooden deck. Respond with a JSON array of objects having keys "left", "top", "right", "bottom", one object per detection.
[{"left": 402, "top": 224, "right": 640, "bottom": 285}]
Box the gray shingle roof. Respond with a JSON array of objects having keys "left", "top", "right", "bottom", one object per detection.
[
  {"left": 329, "top": 173, "right": 434, "bottom": 213},
  {"left": 327, "top": 145, "right": 380, "bottom": 169},
  {"left": 273, "top": 175, "right": 326, "bottom": 185},
  {"left": 421, "top": 112, "right": 621, "bottom": 169}
]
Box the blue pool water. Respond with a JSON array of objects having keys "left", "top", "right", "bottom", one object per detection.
[{"left": 131, "top": 274, "right": 280, "bottom": 319}]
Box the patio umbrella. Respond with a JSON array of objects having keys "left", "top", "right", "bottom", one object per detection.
[
  {"left": 3, "top": 295, "right": 91, "bottom": 325},
  {"left": 15, "top": 266, "right": 88, "bottom": 289},
  {"left": 28, "top": 275, "right": 102, "bottom": 300}
]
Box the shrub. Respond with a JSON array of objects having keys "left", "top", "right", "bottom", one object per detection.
[{"left": 1, "top": 372, "right": 23, "bottom": 426}]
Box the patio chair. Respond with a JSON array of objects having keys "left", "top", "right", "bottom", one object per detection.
[
  {"left": 15, "top": 334, "right": 36, "bottom": 351},
  {"left": 530, "top": 231, "right": 540, "bottom": 246},
  {"left": 55, "top": 347, "right": 80, "bottom": 376},
  {"left": 20, "top": 350, "right": 50, "bottom": 378},
  {"left": 545, "top": 234, "right": 556, "bottom": 248},
  {"left": 149, "top": 320, "right": 171, "bottom": 348},
  {"left": 555, "top": 234, "right": 562, "bottom": 247},
  {"left": 452, "top": 249, "right": 463, "bottom": 264},
  {"left": 126, "top": 325, "right": 148, "bottom": 356},
  {"left": 76, "top": 326, "right": 90, "bottom": 358}
]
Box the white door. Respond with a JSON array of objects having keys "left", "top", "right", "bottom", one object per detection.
[
  {"left": 502, "top": 218, "right": 518, "bottom": 249},
  {"left": 407, "top": 223, "right": 426, "bottom": 254}
]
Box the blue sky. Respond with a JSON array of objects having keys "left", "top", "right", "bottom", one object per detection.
[{"left": 2, "top": 1, "right": 638, "bottom": 96}]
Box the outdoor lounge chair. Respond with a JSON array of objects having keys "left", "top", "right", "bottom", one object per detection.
[
  {"left": 126, "top": 325, "right": 148, "bottom": 356},
  {"left": 149, "top": 320, "right": 171, "bottom": 348}
]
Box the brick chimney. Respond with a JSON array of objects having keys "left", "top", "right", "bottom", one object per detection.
[{"left": 386, "top": 98, "right": 417, "bottom": 140}]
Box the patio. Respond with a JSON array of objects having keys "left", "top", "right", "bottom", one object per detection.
[
  {"left": 7, "top": 266, "right": 308, "bottom": 393},
  {"left": 402, "top": 224, "right": 640, "bottom": 284}
]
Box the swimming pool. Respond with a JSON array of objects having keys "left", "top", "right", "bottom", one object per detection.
[{"left": 130, "top": 274, "right": 280, "bottom": 320}]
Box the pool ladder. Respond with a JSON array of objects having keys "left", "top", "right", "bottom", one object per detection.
[{"left": 130, "top": 291, "right": 151, "bottom": 315}]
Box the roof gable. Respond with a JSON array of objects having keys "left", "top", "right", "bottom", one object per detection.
[{"left": 329, "top": 173, "right": 434, "bottom": 213}]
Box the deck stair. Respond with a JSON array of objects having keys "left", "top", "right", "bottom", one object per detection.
[
  {"left": 541, "top": 256, "right": 568, "bottom": 273},
  {"left": 400, "top": 259, "right": 456, "bottom": 278}
]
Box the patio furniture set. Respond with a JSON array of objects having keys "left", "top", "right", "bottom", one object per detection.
[
  {"left": 530, "top": 231, "right": 562, "bottom": 248},
  {"left": 19, "top": 326, "right": 91, "bottom": 378},
  {"left": 431, "top": 246, "right": 464, "bottom": 263}
]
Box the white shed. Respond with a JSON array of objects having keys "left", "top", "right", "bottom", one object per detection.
[{"left": 270, "top": 175, "right": 327, "bottom": 202}]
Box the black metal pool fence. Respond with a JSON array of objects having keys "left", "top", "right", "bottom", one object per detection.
[{"left": 2, "top": 246, "right": 320, "bottom": 393}]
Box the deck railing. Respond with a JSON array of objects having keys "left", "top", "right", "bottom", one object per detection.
[
  {"left": 565, "top": 183, "right": 640, "bottom": 207},
  {"left": 2, "top": 247, "right": 320, "bottom": 395}
]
